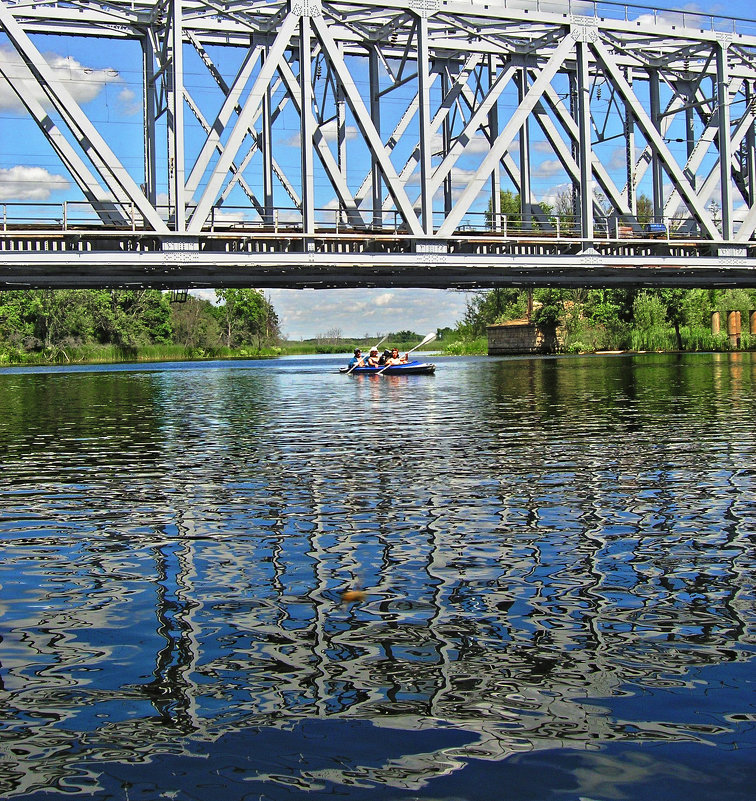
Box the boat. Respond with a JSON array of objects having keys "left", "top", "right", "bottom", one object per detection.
[{"left": 340, "top": 360, "right": 436, "bottom": 376}]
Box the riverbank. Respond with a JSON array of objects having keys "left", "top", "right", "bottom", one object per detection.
[
  {"left": 0, "top": 337, "right": 442, "bottom": 367},
  {"left": 4, "top": 334, "right": 755, "bottom": 367}
]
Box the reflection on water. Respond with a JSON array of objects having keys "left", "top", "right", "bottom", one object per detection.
[{"left": 0, "top": 353, "right": 754, "bottom": 800}]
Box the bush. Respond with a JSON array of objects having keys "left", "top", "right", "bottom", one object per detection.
[
  {"left": 442, "top": 337, "right": 487, "bottom": 355},
  {"left": 630, "top": 326, "right": 675, "bottom": 351}
]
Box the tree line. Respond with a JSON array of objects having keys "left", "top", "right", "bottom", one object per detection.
[
  {"left": 455, "top": 286, "right": 756, "bottom": 353},
  {"left": 0, "top": 288, "right": 280, "bottom": 362}
]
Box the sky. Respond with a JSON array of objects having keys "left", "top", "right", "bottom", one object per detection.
[{"left": 0, "top": 0, "right": 755, "bottom": 338}]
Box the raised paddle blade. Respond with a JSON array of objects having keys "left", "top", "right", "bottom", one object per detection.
[{"left": 377, "top": 332, "right": 436, "bottom": 375}]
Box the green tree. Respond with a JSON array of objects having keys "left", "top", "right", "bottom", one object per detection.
[
  {"left": 0, "top": 290, "right": 39, "bottom": 347},
  {"left": 214, "top": 288, "right": 278, "bottom": 349},
  {"left": 485, "top": 190, "right": 552, "bottom": 231},
  {"left": 88, "top": 290, "right": 172, "bottom": 348},
  {"left": 632, "top": 291, "right": 668, "bottom": 330},
  {"left": 657, "top": 289, "right": 687, "bottom": 350},
  {"left": 170, "top": 295, "right": 222, "bottom": 349},
  {"left": 532, "top": 288, "right": 565, "bottom": 328},
  {"left": 457, "top": 288, "right": 526, "bottom": 337},
  {"left": 636, "top": 193, "right": 654, "bottom": 224}
]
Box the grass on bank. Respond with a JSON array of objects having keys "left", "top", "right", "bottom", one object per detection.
[
  {"left": 0, "top": 336, "right": 441, "bottom": 366},
  {"left": 1, "top": 327, "right": 752, "bottom": 367}
]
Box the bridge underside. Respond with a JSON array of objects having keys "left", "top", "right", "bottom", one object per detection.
[{"left": 4, "top": 243, "right": 755, "bottom": 290}]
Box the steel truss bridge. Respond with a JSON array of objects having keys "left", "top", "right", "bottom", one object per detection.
[{"left": 2, "top": 0, "right": 756, "bottom": 290}]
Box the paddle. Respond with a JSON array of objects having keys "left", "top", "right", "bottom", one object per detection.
[
  {"left": 377, "top": 332, "right": 437, "bottom": 375},
  {"left": 345, "top": 335, "right": 388, "bottom": 374}
]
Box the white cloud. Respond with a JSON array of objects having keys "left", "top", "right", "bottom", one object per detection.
[
  {"left": 0, "top": 166, "right": 70, "bottom": 200},
  {"left": 117, "top": 87, "right": 140, "bottom": 116},
  {"left": 284, "top": 121, "right": 359, "bottom": 148},
  {"left": 189, "top": 289, "right": 220, "bottom": 304},
  {"left": 266, "top": 287, "right": 469, "bottom": 340},
  {"left": 533, "top": 159, "right": 564, "bottom": 178},
  {"left": 533, "top": 140, "right": 555, "bottom": 154},
  {"left": 537, "top": 181, "right": 572, "bottom": 209},
  {"left": 0, "top": 47, "right": 123, "bottom": 111}
]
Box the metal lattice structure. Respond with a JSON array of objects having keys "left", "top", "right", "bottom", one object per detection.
[{"left": 1, "top": 0, "right": 756, "bottom": 288}]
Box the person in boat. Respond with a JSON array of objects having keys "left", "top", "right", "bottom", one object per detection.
[
  {"left": 386, "top": 347, "right": 409, "bottom": 366},
  {"left": 348, "top": 348, "right": 365, "bottom": 368},
  {"left": 378, "top": 349, "right": 392, "bottom": 366},
  {"left": 366, "top": 347, "right": 381, "bottom": 367}
]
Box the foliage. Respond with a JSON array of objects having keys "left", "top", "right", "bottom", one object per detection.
[
  {"left": 442, "top": 336, "right": 488, "bottom": 355},
  {"left": 485, "top": 190, "right": 553, "bottom": 231},
  {"left": 454, "top": 286, "right": 756, "bottom": 354},
  {"left": 632, "top": 291, "right": 667, "bottom": 330},
  {"left": 531, "top": 288, "right": 563, "bottom": 328},
  {"left": 214, "top": 288, "right": 279, "bottom": 349},
  {"left": 0, "top": 287, "right": 280, "bottom": 364},
  {"left": 456, "top": 289, "right": 526, "bottom": 337},
  {"left": 389, "top": 330, "right": 421, "bottom": 342}
]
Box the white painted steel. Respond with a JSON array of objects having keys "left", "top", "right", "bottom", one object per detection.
[{"left": 0, "top": 0, "right": 755, "bottom": 285}]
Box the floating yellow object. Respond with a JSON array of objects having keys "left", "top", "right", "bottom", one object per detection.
[{"left": 340, "top": 589, "right": 366, "bottom": 603}]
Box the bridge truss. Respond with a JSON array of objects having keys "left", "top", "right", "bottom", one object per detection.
[{"left": 1, "top": 0, "right": 756, "bottom": 289}]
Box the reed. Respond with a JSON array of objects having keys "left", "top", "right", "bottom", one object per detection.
[{"left": 441, "top": 336, "right": 487, "bottom": 355}]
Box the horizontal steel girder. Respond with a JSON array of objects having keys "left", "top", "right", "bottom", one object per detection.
[{"left": 2, "top": 249, "right": 755, "bottom": 290}]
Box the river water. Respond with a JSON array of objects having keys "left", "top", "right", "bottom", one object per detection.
[{"left": 0, "top": 352, "right": 754, "bottom": 800}]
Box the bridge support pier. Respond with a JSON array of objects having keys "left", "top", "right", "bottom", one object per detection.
[{"left": 727, "top": 310, "right": 741, "bottom": 348}]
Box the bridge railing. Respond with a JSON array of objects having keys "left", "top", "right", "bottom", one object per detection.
[{"left": 0, "top": 201, "right": 733, "bottom": 244}]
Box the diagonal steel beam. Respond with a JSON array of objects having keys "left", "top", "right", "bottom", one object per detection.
[
  {"left": 437, "top": 34, "right": 574, "bottom": 237},
  {"left": 312, "top": 12, "right": 424, "bottom": 235},
  {"left": 666, "top": 80, "right": 751, "bottom": 220},
  {"left": 184, "top": 43, "right": 263, "bottom": 197},
  {"left": 277, "top": 58, "right": 365, "bottom": 228},
  {"left": 593, "top": 37, "right": 721, "bottom": 239},
  {"left": 425, "top": 60, "right": 518, "bottom": 207},
  {"left": 188, "top": 12, "right": 299, "bottom": 232},
  {"left": 0, "top": 0, "right": 168, "bottom": 232},
  {"left": 0, "top": 65, "right": 127, "bottom": 225},
  {"left": 183, "top": 89, "right": 264, "bottom": 214}
]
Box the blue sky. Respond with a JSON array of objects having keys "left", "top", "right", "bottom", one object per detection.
[{"left": 0, "top": 0, "right": 754, "bottom": 338}]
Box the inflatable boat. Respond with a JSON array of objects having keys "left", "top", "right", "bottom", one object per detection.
[{"left": 340, "top": 360, "right": 436, "bottom": 376}]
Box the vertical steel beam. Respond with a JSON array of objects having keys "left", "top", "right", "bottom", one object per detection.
[
  {"left": 168, "top": 0, "right": 186, "bottom": 231},
  {"left": 337, "top": 47, "right": 347, "bottom": 223},
  {"left": 441, "top": 67, "right": 452, "bottom": 217},
  {"left": 369, "top": 46, "right": 383, "bottom": 228},
  {"left": 417, "top": 13, "right": 433, "bottom": 234},
  {"left": 576, "top": 39, "right": 593, "bottom": 242},
  {"left": 716, "top": 40, "right": 733, "bottom": 239},
  {"left": 648, "top": 68, "right": 664, "bottom": 223},
  {"left": 488, "top": 56, "right": 501, "bottom": 231},
  {"left": 569, "top": 70, "right": 580, "bottom": 225},
  {"left": 746, "top": 81, "right": 756, "bottom": 207},
  {"left": 624, "top": 67, "right": 636, "bottom": 215},
  {"left": 518, "top": 62, "right": 532, "bottom": 227},
  {"left": 143, "top": 34, "right": 158, "bottom": 207},
  {"left": 300, "top": 14, "right": 316, "bottom": 234},
  {"left": 262, "top": 47, "right": 274, "bottom": 225}
]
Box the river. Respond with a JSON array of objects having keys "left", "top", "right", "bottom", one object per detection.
[{"left": 0, "top": 352, "right": 754, "bottom": 800}]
